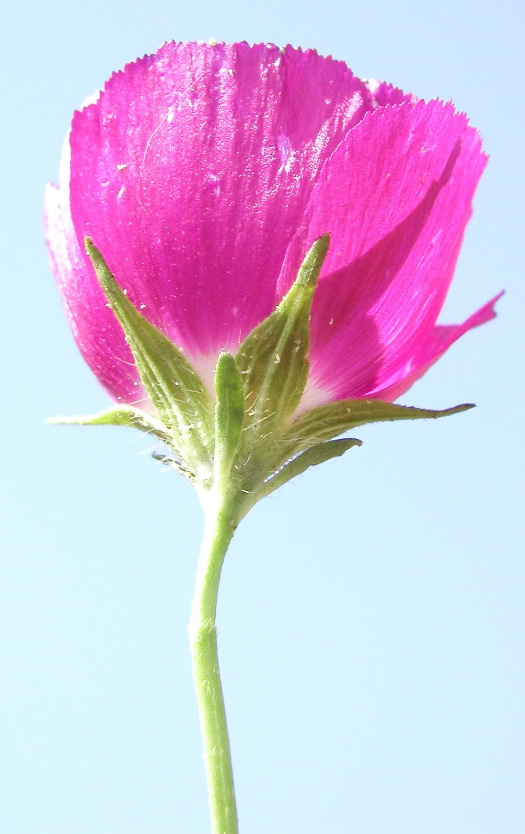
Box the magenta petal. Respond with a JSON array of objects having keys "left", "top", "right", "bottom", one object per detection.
[
  {"left": 294, "top": 99, "right": 489, "bottom": 400},
  {"left": 44, "top": 175, "right": 143, "bottom": 406},
  {"left": 364, "top": 78, "right": 416, "bottom": 108},
  {"left": 60, "top": 43, "right": 381, "bottom": 393},
  {"left": 46, "top": 42, "right": 498, "bottom": 410},
  {"left": 370, "top": 292, "right": 503, "bottom": 401}
]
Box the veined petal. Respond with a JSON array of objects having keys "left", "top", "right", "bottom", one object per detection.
[
  {"left": 44, "top": 136, "right": 145, "bottom": 406},
  {"left": 45, "top": 42, "right": 499, "bottom": 418},
  {"left": 284, "top": 99, "right": 488, "bottom": 401},
  {"left": 370, "top": 292, "right": 503, "bottom": 401},
  {"left": 53, "top": 42, "right": 381, "bottom": 399}
]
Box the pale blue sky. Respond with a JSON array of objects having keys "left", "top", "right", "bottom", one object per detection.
[{"left": 1, "top": 1, "right": 523, "bottom": 832}]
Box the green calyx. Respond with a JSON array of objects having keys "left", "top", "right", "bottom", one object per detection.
[{"left": 49, "top": 236, "right": 474, "bottom": 516}]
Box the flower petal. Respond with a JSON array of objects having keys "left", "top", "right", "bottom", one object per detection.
[
  {"left": 44, "top": 170, "right": 142, "bottom": 405},
  {"left": 45, "top": 43, "right": 497, "bottom": 414},
  {"left": 372, "top": 292, "right": 503, "bottom": 401},
  {"left": 285, "top": 99, "right": 488, "bottom": 400},
  {"left": 364, "top": 77, "right": 416, "bottom": 108},
  {"left": 59, "top": 42, "right": 382, "bottom": 395}
]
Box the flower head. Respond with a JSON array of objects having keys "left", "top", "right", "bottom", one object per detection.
[
  {"left": 45, "top": 42, "right": 498, "bottom": 411},
  {"left": 46, "top": 43, "right": 499, "bottom": 507}
]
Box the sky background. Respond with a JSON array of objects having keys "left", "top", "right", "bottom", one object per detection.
[{"left": 1, "top": 1, "right": 523, "bottom": 833}]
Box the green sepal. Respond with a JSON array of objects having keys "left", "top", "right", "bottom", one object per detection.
[
  {"left": 255, "top": 438, "right": 362, "bottom": 505},
  {"left": 235, "top": 235, "right": 330, "bottom": 445},
  {"left": 213, "top": 352, "right": 245, "bottom": 492},
  {"left": 236, "top": 399, "right": 473, "bottom": 505},
  {"left": 85, "top": 239, "right": 214, "bottom": 472},
  {"left": 46, "top": 404, "right": 174, "bottom": 445},
  {"left": 283, "top": 399, "right": 474, "bottom": 449}
]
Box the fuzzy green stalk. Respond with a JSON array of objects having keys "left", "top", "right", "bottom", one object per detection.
[{"left": 189, "top": 488, "right": 240, "bottom": 834}]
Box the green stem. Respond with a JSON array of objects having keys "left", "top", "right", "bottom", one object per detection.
[{"left": 189, "top": 489, "right": 240, "bottom": 834}]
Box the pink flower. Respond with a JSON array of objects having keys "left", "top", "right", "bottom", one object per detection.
[{"left": 45, "top": 41, "right": 499, "bottom": 414}]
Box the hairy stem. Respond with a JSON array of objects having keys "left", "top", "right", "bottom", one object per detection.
[{"left": 189, "top": 490, "right": 239, "bottom": 834}]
